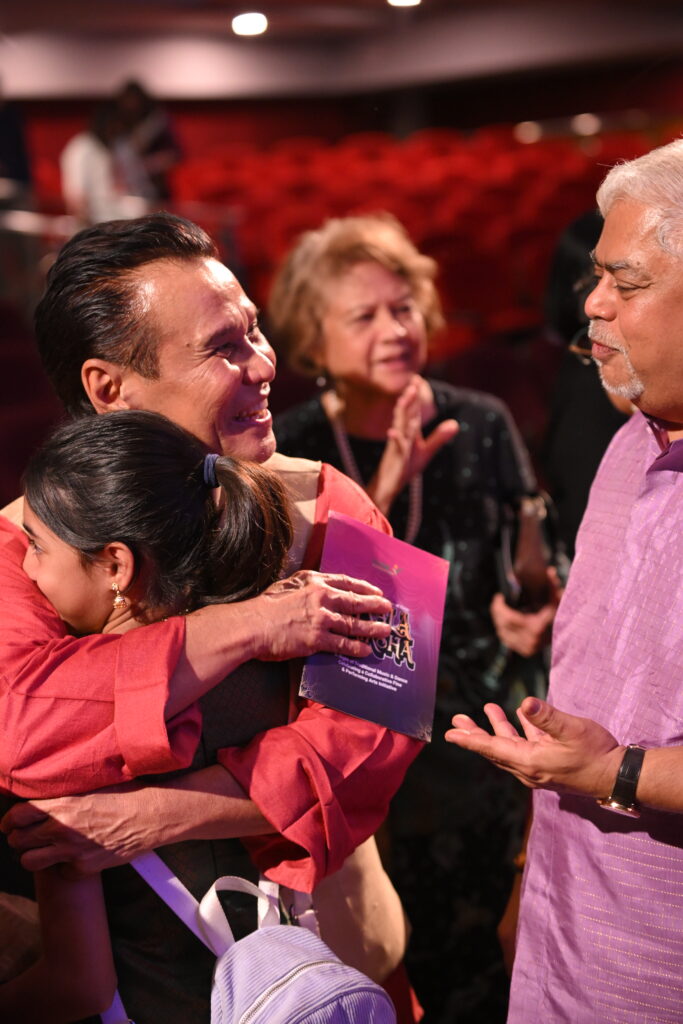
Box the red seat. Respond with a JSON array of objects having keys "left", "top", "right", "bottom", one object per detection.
[
  {"left": 33, "top": 157, "right": 63, "bottom": 207},
  {"left": 400, "top": 128, "right": 464, "bottom": 163},
  {"left": 332, "top": 131, "right": 395, "bottom": 164}
]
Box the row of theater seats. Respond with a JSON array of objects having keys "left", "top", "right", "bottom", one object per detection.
[
  {"left": 166, "top": 125, "right": 663, "bottom": 351},
  {"left": 5, "top": 122, "right": 675, "bottom": 505},
  {"left": 29, "top": 123, "right": 675, "bottom": 356}
]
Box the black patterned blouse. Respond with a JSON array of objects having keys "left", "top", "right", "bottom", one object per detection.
[{"left": 275, "top": 379, "right": 537, "bottom": 717}]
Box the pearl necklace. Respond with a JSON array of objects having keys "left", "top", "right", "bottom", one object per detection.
[{"left": 323, "top": 392, "right": 423, "bottom": 545}]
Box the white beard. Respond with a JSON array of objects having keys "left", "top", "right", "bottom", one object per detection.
[{"left": 588, "top": 322, "right": 645, "bottom": 401}]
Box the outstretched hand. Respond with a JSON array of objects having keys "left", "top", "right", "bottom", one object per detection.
[
  {"left": 445, "top": 697, "right": 624, "bottom": 800},
  {"left": 366, "top": 376, "right": 458, "bottom": 516}
]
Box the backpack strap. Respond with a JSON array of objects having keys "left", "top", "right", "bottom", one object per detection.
[
  {"left": 100, "top": 852, "right": 281, "bottom": 1023},
  {"left": 280, "top": 887, "right": 321, "bottom": 938},
  {"left": 199, "top": 874, "right": 280, "bottom": 954},
  {"left": 130, "top": 850, "right": 208, "bottom": 944}
]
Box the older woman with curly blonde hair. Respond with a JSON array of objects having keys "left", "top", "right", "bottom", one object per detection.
[
  {"left": 270, "top": 213, "right": 551, "bottom": 1023},
  {"left": 269, "top": 213, "right": 458, "bottom": 529}
]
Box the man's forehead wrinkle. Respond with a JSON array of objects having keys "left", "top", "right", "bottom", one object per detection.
[
  {"left": 210, "top": 294, "right": 251, "bottom": 336},
  {"left": 235, "top": 288, "right": 257, "bottom": 320},
  {"left": 592, "top": 246, "right": 653, "bottom": 279},
  {"left": 126, "top": 257, "right": 257, "bottom": 355},
  {"left": 198, "top": 288, "right": 256, "bottom": 352}
]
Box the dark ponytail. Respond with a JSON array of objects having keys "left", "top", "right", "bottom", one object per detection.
[
  {"left": 199, "top": 458, "right": 292, "bottom": 606},
  {"left": 23, "top": 410, "right": 291, "bottom": 616}
]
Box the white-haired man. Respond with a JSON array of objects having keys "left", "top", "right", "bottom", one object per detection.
[{"left": 447, "top": 140, "right": 683, "bottom": 1022}]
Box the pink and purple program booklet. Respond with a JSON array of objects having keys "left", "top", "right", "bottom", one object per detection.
[{"left": 300, "top": 512, "right": 449, "bottom": 741}]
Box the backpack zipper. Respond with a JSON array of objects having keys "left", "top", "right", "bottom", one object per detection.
[{"left": 237, "top": 960, "right": 339, "bottom": 1024}]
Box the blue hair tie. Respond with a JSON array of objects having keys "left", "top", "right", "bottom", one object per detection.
[{"left": 203, "top": 453, "right": 220, "bottom": 488}]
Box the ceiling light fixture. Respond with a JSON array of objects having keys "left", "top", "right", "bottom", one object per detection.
[
  {"left": 387, "top": 0, "right": 421, "bottom": 7},
  {"left": 231, "top": 12, "right": 268, "bottom": 36}
]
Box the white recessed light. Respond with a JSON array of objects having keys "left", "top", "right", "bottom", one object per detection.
[
  {"left": 232, "top": 12, "right": 268, "bottom": 36},
  {"left": 387, "top": 0, "right": 421, "bottom": 7}
]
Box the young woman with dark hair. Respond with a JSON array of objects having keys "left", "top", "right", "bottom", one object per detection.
[
  {"left": 1, "top": 409, "right": 292, "bottom": 1022},
  {"left": 22, "top": 408, "right": 292, "bottom": 626}
]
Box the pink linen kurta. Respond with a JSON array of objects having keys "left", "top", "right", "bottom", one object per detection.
[{"left": 510, "top": 412, "right": 683, "bottom": 1023}]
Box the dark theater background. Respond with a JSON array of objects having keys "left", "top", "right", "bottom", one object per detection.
[
  {"left": 1, "top": 0, "right": 683, "bottom": 504},
  {"left": 2, "top": 4, "right": 683, "bottom": 1022}
]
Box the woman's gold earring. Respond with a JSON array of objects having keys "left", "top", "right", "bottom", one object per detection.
[{"left": 111, "top": 581, "right": 127, "bottom": 610}]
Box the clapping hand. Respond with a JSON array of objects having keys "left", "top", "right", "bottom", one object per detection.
[{"left": 366, "top": 376, "right": 458, "bottom": 516}]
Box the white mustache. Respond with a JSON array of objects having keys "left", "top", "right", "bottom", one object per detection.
[{"left": 587, "top": 321, "right": 624, "bottom": 352}]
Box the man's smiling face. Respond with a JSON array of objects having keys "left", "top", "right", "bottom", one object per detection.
[
  {"left": 586, "top": 199, "right": 683, "bottom": 425},
  {"left": 114, "top": 257, "right": 277, "bottom": 461}
]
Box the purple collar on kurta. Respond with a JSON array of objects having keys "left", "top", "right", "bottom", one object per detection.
[{"left": 644, "top": 413, "right": 683, "bottom": 471}]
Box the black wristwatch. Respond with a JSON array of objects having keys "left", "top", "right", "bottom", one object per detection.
[{"left": 596, "top": 745, "right": 646, "bottom": 818}]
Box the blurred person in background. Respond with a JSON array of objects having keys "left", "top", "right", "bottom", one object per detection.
[
  {"left": 0, "top": 79, "right": 31, "bottom": 210},
  {"left": 0, "top": 79, "right": 38, "bottom": 321},
  {"left": 541, "top": 210, "right": 631, "bottom": 558},
  {"left": 60, "top": 102, "right": 149, "bottom": 225},
  {"left": 115, "top": 79, "right": 181, "bottom": 202},
  {"left": 269, "top": 213, "right": 560, "bottom": 1023}
]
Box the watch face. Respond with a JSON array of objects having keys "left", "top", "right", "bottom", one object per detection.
[{"left": 596, "top": 797, "right": 641, "bottom": 819}]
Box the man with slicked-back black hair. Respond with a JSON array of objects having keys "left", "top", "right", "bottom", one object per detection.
[
  {"left": 34, "top": 213, "right": 218, "bottom": 417},
  {"left": 0, "top": 213, "right": 420, "bottom": 1023}
]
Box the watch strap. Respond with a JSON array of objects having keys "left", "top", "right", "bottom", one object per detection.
[{"left": 597, "top": 744, "right": 646, "bottom": 818}]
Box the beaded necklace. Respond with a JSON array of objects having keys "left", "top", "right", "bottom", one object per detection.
[{"left": 322, "top": 391, "right": 423, "bottom": 545}]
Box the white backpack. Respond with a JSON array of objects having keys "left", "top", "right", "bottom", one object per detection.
[{"left": 101, "top": 851, "right": 397, "bottom": 1024}]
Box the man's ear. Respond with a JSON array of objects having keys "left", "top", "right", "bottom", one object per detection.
[{"left": 81, "top": 359, "right": 130, "bottom": 414}]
